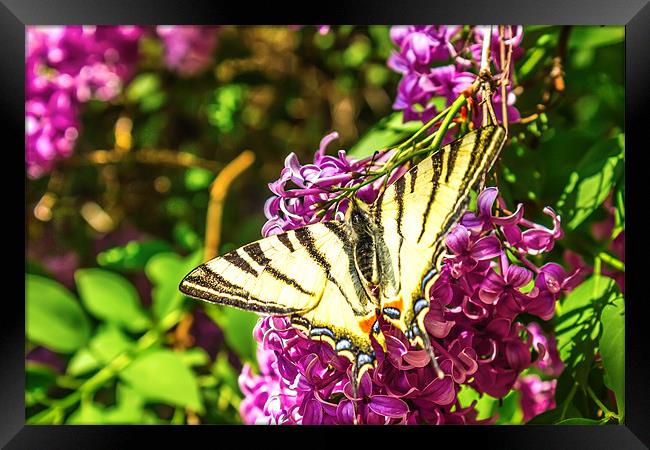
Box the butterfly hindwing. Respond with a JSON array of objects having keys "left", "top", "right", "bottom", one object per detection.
[
  {"left": 179, "top": 221, "right": 377, "bottom": 365},
  {"left": 374, "top": 126, "right": 506, "bottom": 337}
]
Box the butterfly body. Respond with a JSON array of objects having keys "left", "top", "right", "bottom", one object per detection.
[{"left": 180, "top": 125, "right": 506, "bottom": 381}]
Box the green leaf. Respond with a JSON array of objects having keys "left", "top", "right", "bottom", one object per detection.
[
  {"left": 456, "top": 385, "right": 499, "bottom": 421},
  {"left": 119, "top": 349, "right": 203, "bottom": 412},
  {"left": 67, "top": 384, "right": 159, "bottom": 424},
  {"left": 500, "top": 141, "right": 544, "bottom": 203},
  {"left": 115, "top": 382, "right": 146, "bottom": 411},
  {"left": 494, "top": 390, "right": 523, "bottom": 425},
  {"left": 67, "top": 348, "right": 101, "bottom": 376},
  {"left": 342, "top": 37, "right": 371, "bottom": 67},
  {"left": 90, "top": 323, "right": 136, "bottom": 363},
  {"left": 97, "top": 240, "right": 172, "bottom": 272},
  {"left": 174, "top": 222, "right": 202, "bottom": 251},
  {"left": 179, "top": 347, "right": 210, "bottom": 367},
  {"left": 68, "top": 323, "right": 137, "bottom": 376},
  {"left": 67, "top": 402, "right": 107, "bottom": 424},
  {"left": 568, "top": 27, "right": 624, "bottom": 50},
  {"left": 26, "top": 274, "right": 91, "bottom": 353},
  {"left": 99, "top": 383, "right": 151, "bottom": 424},
  {"left": 145, "top": 250, "right": 203, "bottom": 321},
  {"left": 75, "top": 269, "right": 150, "bottom": 332},
  {"left": 599, "top": 294, "right": 625, "bottom": 421},
  {"left": 557, "top": 134, "right": 624, "bottom": 230},
  {"left": 348, "top": 112, "right": 421, "bottom": 158},
  {"left": 213, "top": 351, "right": 239, "bottom": 392},
  {"left": 205, "top": 304, "right": 259, "bottom": 363},
  {"left": 555, "top": 276, "right": 619, "bottom": 387},
  {"left": 526, "top": 403, "right": 582, "bottom": 424}
]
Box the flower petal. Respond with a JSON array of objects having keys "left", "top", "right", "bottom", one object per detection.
[
  {"left": 471, "top": 235, "right": 502, "bottom": 260},
  {"left": 368, "top": 395, "right": 409, "bottom": 418}
]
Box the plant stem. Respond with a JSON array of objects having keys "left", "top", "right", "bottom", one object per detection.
[
  {"left": 395, "top": 106, "right": 451, "bottom": 153},
  {"left": 586, "top": 385, "right": 619, "bottom": 421},
  {"left": 67, "top": 148, "right": 224, "bottom": 173},
  {"left": 204, "top": 150, "right": 256, "bottom": 261},
  {"left": 597, "top": 251, "right": 625, "bottom": 272},
  {"left": 316, "top": 91, "right": 471, "bottom": 216},
  {"left": 560, "top": 383, "right": 578, "bottom": 421},
  {"left": 428, "top": 94, "right": 468, "bottom": 153}
]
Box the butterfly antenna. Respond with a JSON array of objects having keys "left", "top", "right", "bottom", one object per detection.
[
  {"left": 365, "top": 150, "right": 380, "bottom": 176},
  {"left": 418, "top": 328, "right": 445, "bottom": 380}
]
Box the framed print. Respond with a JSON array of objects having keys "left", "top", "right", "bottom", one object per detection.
[{"left": 2, "top": 0, "right": 648, "bottom": 447}]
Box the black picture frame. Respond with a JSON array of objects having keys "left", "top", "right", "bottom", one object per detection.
[{"left": 4, "top": 0, "right": 647, "bottom": 447}]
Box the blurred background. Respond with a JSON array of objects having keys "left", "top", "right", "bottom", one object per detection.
[{"left": 25, "top": 25, "right": 624, "bottom": 424}]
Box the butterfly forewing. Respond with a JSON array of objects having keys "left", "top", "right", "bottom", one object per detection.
[
  {"left": 179, "top": 221, "right": 377, "bottom": 362},
  {"left": 374, "top": 126, "right": 506, "bottom": 334}
]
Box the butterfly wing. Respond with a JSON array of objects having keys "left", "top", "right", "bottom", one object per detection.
[
  {"left": 179, "top": 221, "right": 378, "bottom": 368},
  {"left": 373, "top": 126, "right": 506, "bottom": 337}
]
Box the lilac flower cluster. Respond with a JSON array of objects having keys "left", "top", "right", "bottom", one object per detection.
[
  {"left": 262, "top": 132, "right": 406, "bottom": 237},
  {"left": 241, "top": 137, "right": 574, "bottom": 424},
  {"left": 26, "top": 26, "right": 144, "bottom": 178},
  {"left": 156, "top": 26, "right": 220, "bottom": 77},
  {"left": 509, "top": 321, "right": 564, "bottom": 421},
  {"left": 26, "top": 26, "right": 223, "bottom": 178},
  {"left": 388, "top": 26, "right": 523, "bottom": 126}
]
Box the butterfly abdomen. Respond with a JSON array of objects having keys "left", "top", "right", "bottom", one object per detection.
[{"left": 348, "top": 201, "right": 381, "bottom": 301}]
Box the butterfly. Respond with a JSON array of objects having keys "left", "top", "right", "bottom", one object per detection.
[{"left": 179, "top": 125, "right": 506, "bottom": 390}]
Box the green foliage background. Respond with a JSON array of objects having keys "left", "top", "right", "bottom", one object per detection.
[{"left": 26, "top": 26, "right": 624, "bottom": 425}]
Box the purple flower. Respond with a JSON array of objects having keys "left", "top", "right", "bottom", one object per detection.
[
  {"left": 388, "top": 26, "right": 461, "bottom": 74},
  {"left": 527, "top": 322, "right": 565, "bottom": 377},
  {"left": 262, "top": 132, "right": 406, "bottom": 237},
  {"left": 26, "top": 26, "right": 145, "bottom": 178},
  {"left": 516, "top": 374, "right": 557, "bottom": 422},
  {"left": 393, "top": 73, "right": 437, "bottom": 123},
  {"left": 430, "top": 65, "right": 476, "bottom": 106},
  {"left": 502, "top": 207, "right": 563, "bottom": 255},
  {"left": 470, "top": 26, "right": 524, "bottom": 73},
  {"left": 25, "top": 90, "right": 80, "bottom": 178},
  {"left": 388, "top": 25, "right": 523, "bottom": 128},
  {"left": 461, "top": 187, "right": 524, "bottom": 234},
  {"left": 478, "top": 264, "right": 535, "bottom": 319},
  {"left": 445, "top": 224, "right": 501, "bottom": 276},
  {"left": 156, "top": 26, "right": 219, "bottom": 77}
]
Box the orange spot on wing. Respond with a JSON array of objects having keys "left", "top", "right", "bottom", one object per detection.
[
  {"left": 384, "top": 297, "right": 403, "bottom": 311},
  {"left": 358, "top": 315, "right": 376, "bottom": 335}
]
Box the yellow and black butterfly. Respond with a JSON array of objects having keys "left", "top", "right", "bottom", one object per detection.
[{"left": 179, "top": 125, "right": 506, "bottom": 386}]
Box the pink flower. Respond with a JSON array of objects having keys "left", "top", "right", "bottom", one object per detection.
[
  {"left": 516, "top": 374, "right": 557, "bottom": 422},
  {"left": 388, "top": 25, "right": 522, "bottom": 127},
  {"left": 156, "top": 26, "right": 219, "bottom": 77},
  {"left": 26, "top": 26, "right": 145, "bottom": 178}
]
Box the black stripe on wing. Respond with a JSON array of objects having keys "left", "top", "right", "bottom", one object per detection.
[
  {"left": 179, "top": 264, "right": 302, "bottom": 314},
  {"left": 294, "top": 226, "right": 367, "bottom": 316}
]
